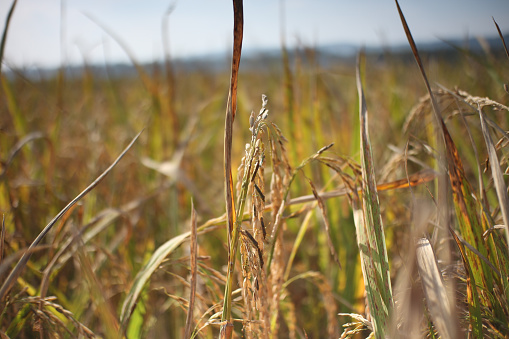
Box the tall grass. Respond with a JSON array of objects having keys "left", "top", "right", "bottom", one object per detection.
[{"left": 0, "top": 0, "right": 508, "bottom": 337}]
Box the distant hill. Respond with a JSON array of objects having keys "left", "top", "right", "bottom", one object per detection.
[{"left": 6, "top": 33, "right": 508, "bottom": 80}]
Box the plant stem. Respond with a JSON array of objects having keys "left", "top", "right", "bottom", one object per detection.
[{"left": 220, "top": 130, "right": 258, "bottom": 335}]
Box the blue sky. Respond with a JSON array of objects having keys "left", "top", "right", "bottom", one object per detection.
[{"left": 1, "top": 0, "right": 508, "bottom": 68}]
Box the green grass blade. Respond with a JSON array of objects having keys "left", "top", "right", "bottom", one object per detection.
[
  {"left": 118, "top": 221, "right": 219, "bottom": 336},
  {"left": 184, "top": 203, "right": 198, "bottom": 339},
  {"left": 451, "top": 231, "right": 483, "bottom": 337},
  {"left": 119, "top": 231, "right": 190, "bottom": 332},
  {"left": 478, "top": 106, "right": 509, "bottom": 250},
  {"left": 306, "top": 177, "right": 340, "bottom": 267},
  {"left": 354, "top": 54, "right": 393, "bottom": 338},
  {"left": 5, "top": 303, "right": 31, "bottom": 337}
]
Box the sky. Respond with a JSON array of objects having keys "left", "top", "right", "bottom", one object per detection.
[{"left": 0, "top": 0, "right": 508, "bottom": 69}]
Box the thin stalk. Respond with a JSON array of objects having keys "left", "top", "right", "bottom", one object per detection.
[
  {"left": 0, "top": 0, "right": 17, "bottom": 74},
  {"left": 219, "top": 0, "right": 243, "bottom": 337},
  {"left": 221, "top": 118, "right": 264, "bottom": 327},
  {"left": 221, "top": 152, "right": 253, "bottom": 324}
]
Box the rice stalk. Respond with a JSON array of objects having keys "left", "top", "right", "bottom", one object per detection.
[
  {"left": 305, "top": 177, "right": 341, "bottom": 267},
  {"left": 0, "top": 215, "right": 5, "bottom": 264},
  {"left": 220, "top": 0, "right": 244, "bottom": 336},
  {"left": 239, "top": 132, "right": 270, "bottom": 338},
  {"left": 5, "top": 295, "right": 95, "bottom": 338},
  {"left": 184, "top": 202, "right": 198, "bottom": 338},
  {"left": 224, "top": 95, "right": 276, "bottom": 337},
  {"left": 279, "top": 0, "right": 298, "bottom": 164}
]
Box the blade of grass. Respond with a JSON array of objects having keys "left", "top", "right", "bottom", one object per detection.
[
  {"left": 0, "top": 130, "right": 143, "bottom": 302},
  {"left": 492, "top": 17, "right": 509, "bottom": 60},
  {"left": 450, "top": 230, "right": 483, "bottom": 337},
  {"left": 393, "top": 0, "right": 443, "bottom": 134},
  {"left": 0, "top": 0, "right": 17, "bottom": 74},
  {"left": 478, "top": 105, "right": 509, "bottom": 251},
  {"left": 0, "top": 215, "right": 5, "bottom": 263},
  {"left": 354, "top": 53, "right": 393, "bottom": 338},
  {"left": 279, "top": 0, "right": 297, "bottom": 164},
  {"left": 120, "top": 231, "right": 188, "bottom": 332},
  {"left": 220, "top": 0, "right": 244, "bottom": 337},
  {"left": 305, "top": 177, "right": 340, "bottom": 268},
  {"left": 184, "top": 202, "right": 198, "bottom": 339},
  {"left": 453, "top": 232, "right": 501, "bottom": 277}
]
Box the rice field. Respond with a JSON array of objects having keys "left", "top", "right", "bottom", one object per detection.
[{"left": 1, "top": 1, "right": 509, "bottom": 338}]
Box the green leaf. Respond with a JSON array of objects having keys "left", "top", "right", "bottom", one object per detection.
[
  {"left": 120, "top": 231, "right": 190, "bottom": 332},
  {"left": 353, "top": 53, "right": 393, "bottom": 338}
]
